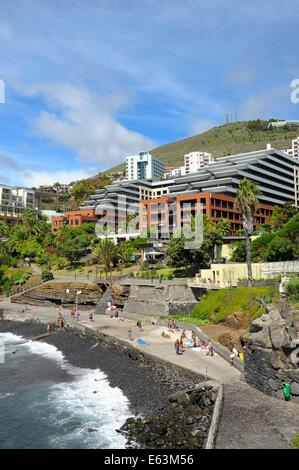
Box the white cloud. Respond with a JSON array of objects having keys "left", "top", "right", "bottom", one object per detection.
[
  {"left": 240, "top": 85, "right": 292, "bottom": 120},
  {"left": 19, "top": 169, "right": 93, "bottom": 187},
  {"left": 20, "top": 82, "right": 155, "bottom": 166},
  {"left": 190, "top": 120, "right": 215, "bottom": 135}
]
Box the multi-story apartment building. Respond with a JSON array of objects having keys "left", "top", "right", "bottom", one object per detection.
[
  {"left": 184, "top": 151, "right": 213, "bottom": 174},
  {"left": 164, "top": 166, "right": 186, "bottom": 178},
  {"left": 125, "top": 152, "right": 164, "bottom": 180},
  {"left": 285, "top": 137, "right": 299, "bottom": 160},
  {"left": 0, "top": 185, "right": 35, "bottom": 226},
  {"left": 140, "top": 147, "right": 299, "bottom": 237},
  {"left": 140, "top": 192, "right": 274, "bottom": 237},
  {"left": 268, "top": 120, "right": 299, "bottom": 128},
  {"left": 52, "top": 147, "right": 299, "bottom": 238},
  {"left": 52, "top": 209, "right": 97, "bottom": 232}
]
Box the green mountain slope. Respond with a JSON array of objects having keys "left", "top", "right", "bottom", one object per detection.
[{"left": 106, "top": 120, "right": 299, "bottom": 174}]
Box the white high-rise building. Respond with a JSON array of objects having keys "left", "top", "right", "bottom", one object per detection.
[
  {"left": 287, "top": 137, "right": 299, "bottom": 159},
  {"left": 163, "top": 166, "right": 186, "bottom": 178},
  {"left": 125, "top": 152, "right": 165, "bottom": 180},
  {"left": 0, "top": 184, "right": 36, "bottom": 225},
  {"left": 184, "top": 151, "right": 213, "bottom": 174}
]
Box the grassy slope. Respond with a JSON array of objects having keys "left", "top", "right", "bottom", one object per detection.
[
  {"left": 105, "top": 121, "right": 299, "bottom": 174},
  {"left": 179, "top": 287, "right": 279, "bottom": 325}
]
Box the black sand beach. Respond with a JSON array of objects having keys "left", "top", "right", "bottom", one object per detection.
[{"left": 0, "top": 320, "right": 198, "bottom": 417}]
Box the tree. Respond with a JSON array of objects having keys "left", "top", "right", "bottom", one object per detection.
[
  {"left": 166, "top": 236, "right": 194, "bottom": 267},
  {"left": 118, "top": 241, "right": 134, "bottom": 268},
  {"left": 269, "top": 203, "right": 298, "bottom": 231},
  {"left": 19, "top": 238, "right": 44, "bottom": 262},
  {"left": 234, "top": 178, "right": 261, "bottom": 287},
  {"left": 216, "top": 219, "right": 231, "bottom": 237},
  {"left": 0, "top": 222, "right": 9, "bottom": 236},
  {"left": 266, "top": 237, "right": 297, "bottom": 262},
  {"left": 58, "top": 237, "right": 87, "bottom": 266},
  {"left": 91, "top": 238, "right": 118, "bottom": 282},
  {"left": 6, "top": 225, "right": 28, "bottom": 253}
]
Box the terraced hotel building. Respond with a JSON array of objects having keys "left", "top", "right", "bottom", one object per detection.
[{"left": 52, "top": 148, "right": 299, "bottom": 237}]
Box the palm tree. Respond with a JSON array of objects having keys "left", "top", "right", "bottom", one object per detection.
[
  {"left": 234, "top": 178, "right": 261, "bottom": 287},
  {"left": 0, "top": 221, "right": 9, "bottom": 237},
  {"left": 91, "top": 238, "right": 118, "bottom": 283},
  {"left": 118, "top": 242, "right": 133, "bottom": 268},
  {"left": 6, "top": 225, "right": 28, "bottom": 253}
]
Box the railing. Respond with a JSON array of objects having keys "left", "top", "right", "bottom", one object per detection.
[{"left": 193, "top": 281, "right": 221, "bottom": 290}]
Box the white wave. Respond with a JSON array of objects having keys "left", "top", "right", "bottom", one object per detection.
[
  {"left": 0, "top": 332, "right": 24, "bottom": 344},
  {"left": 0, "top": 392, "right": 15, "bottom": 399},
  {"left": 46, "top": 368, "right": 130, "bottom": 449},
  {"left": 25, "top": 339, "right": 66, "bottom": 366},
  {"left": 0, "top": 332, "right": 131, "bottom": 448}
]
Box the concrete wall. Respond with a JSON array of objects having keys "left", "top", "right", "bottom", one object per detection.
[
  {"left": 123, "top": 283, "right": 204, "bottom": 317},
  {"left": 195, "top": 260, "right": 299, "bottom": 288}
]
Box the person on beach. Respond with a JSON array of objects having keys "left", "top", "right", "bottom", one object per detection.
[
  {"left": 191, "top": 331, "right": 196, "bottom": 348},
  {"left": 59, "top": 317, "right": 64, "bottom": 329},
  {"left": 47, "top": 323, "right": 51, "bottom": 335},
  {"left": 230, "top": 346, "right": 238, "bottom": 365},
  {"left": 206, "top": 340, "right": 214, "bottom": 357},
  {"left": 89, "top": 311, "right": 94, "bottom": 321},
  {"left": 179, "top": 336, "right": 184, "bottom": 354},
  {"left": 71, "top": 306, "right": 76, "bottom": 319},
  {"left": 128, "top": 328, "right": 133, "bottom": 340},
  {"left": 175, "top": 339, "right": 180, "bottom": 355},
  {"left": 136, "top": 319, "right": 143, "bottom": 332}
]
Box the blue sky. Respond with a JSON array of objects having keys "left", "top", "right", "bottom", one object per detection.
[{"left": 0, "top": 0, "right": 299, "bottom": 186}]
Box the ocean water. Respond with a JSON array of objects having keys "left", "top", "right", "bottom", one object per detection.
[{"left": 0, "top": 332, "right": 131, "bottom": 449}]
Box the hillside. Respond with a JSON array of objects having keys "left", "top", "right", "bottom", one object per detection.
[{"left": 106, "top": 120, "right": 299, "bottom": 174}]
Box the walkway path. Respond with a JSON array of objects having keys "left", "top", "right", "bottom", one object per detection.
[
  {"left": 216, "top": 381, "right": 299, "bottom": 449},
  {"left": 0, "top": 301, "right": 239, "bottom": 384},
  {"left": 1, "top": 300, "right": 299, "bottom": 448}
]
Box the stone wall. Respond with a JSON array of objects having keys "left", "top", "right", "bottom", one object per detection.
[
  {"left": 244, "top": 302, "right": 299, "bottom": 403},
  {"left": 123, "top": 283, "right": 204, "bottom": 317}
]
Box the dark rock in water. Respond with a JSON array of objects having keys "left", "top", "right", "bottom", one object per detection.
[
  {"left": 168, "top": 391, "right": 190, "bottom": 405},
  {"left": 119, "top": 384, "right": 216, "bottom": 449}
]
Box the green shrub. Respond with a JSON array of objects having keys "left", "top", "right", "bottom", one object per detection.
[
  {"left": 10, "top": 269, "right": 32, "bottom": 285},
  {"left": 52, "top": 256, "right": 69, "bottom": 270},
  {"left": 41, "top": 268, "right": 54, "bottom": 282},
  {"left": 251, "top": 233, "right": 275, "bottom": 262},
  {"left": 190, "top": 287, "right": 279, "bottom": 324},
  {"left": 266, "top": 237, "right": 297, "bottom": 262},
  {"left": 286, "top": 280, "right": 299, "bottom": 303},
  {"left": 290, "top": 434, "right": 299, "bottom": 448}
]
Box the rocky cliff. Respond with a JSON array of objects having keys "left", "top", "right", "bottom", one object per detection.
[
  {"left": 244, "top": 302, "right": 299, "bottom": 402},
  {"left": 11, "top": 282, "right": 104, "bottom": 308}
]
